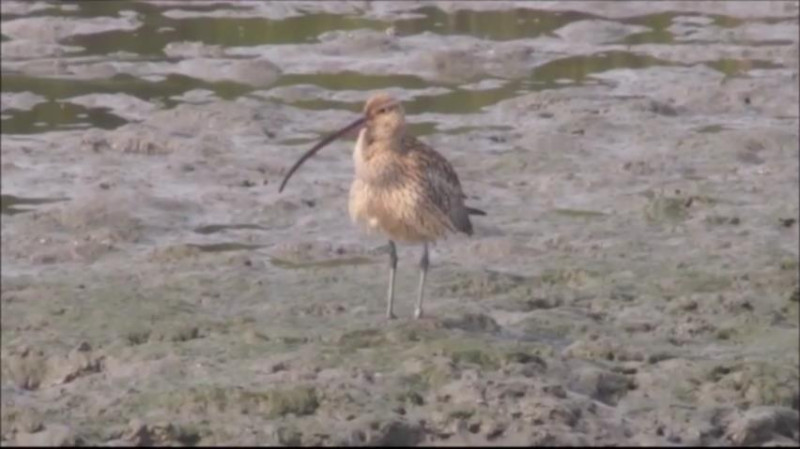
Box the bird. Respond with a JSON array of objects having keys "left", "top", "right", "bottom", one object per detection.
[{"left": 278, "top": 92, "right": 485, "bottom": 320}]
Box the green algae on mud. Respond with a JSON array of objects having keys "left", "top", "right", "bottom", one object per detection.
[
  {"left": 136, "top": 384, "right": 319, "bottom": 418},
  {"left": 259, "top": 386, "right": 320, "bottom": 418},
  {"left": 0, "top": 194, "right": 69, "bottom": 215}
]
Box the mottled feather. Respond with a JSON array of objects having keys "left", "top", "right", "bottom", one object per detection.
[
  {"left": 401, "top": 134, "right": 475, "bottom": 235},
  {"left": 349, "top": 128, "right": 480, "bottom": 242}
]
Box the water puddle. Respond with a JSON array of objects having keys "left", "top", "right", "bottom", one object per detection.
[
  {"left": 396, "top": 7, "right": 599, "bottom": 41},
  {"left": 620, "top": 12, "right": 677, "bottom": 45},
  {"left": 442, "top": 125, "right": 515, "bottom": 135},
  {"left": 187, "top": 242, "right": 265, "bottom": 253},
  {"left": 270, "top": 256, "right": 375, "bottom": 270},
  {"left": 65, "top": 3, "right": 387, "bottom": 56},
  {"left": 1, "top": 73, "right": 252, "bottom": 133},
  {"left": 695, "top": 124, "right": 727, "bottom": 134},
  {"left": 496, "top": 328, "right": 573, "bottom": 351},
  {"left": 405, "top": 122, "right": 438, "bottom": 137},
  {"left": 259, "top": 50, "right": 684, "bottom": 119},
  {"left": 1, "top": 3, "right": 792, "bottom": 135},
  {"left": 193, "top": 223, "right": 269, "bottom": 235},
  {"left": 0, "top": 100, "right": 126, "bottom": 134},
  {"left": 276, "top": 72, "right": 431, "bottom": 92},
  {"left": 532, "top": 51, "right": 674, "bottom": 84},
  {"left": 276, "top": 137, "right": 318, "bottom": 146},
  {"left": 406, "top": 84, "right": 524, "bottom": 115},
  {"left": 551, "top": 208, "right": 609, "bottom": 219},
  {"left": 706, "top": 58, "right": 784, "bottom": 77},
  {"left": 62, "top": 5, "right": 602, "bottom": 58},
  {"left": 0, "top": 194, "right": 69, "bottom": 215}
]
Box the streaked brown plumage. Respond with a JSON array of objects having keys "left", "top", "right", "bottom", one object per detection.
[{"left": 279, "top": 92, "right": 485, "bottom": 319}]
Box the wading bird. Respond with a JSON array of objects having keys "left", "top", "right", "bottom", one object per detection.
[{"left": 279, "top": 93, "right": 485, "bottom": 319}]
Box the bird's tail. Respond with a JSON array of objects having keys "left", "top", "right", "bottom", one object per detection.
[{"left": 466, "top": 207, "right": 486, "bottom": 216}]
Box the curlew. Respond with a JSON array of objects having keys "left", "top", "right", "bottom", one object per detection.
[{"left": 278, "top": 93, "right": 485, "bottom": 320}]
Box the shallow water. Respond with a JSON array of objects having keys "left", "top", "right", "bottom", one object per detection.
[{"left": 4, "top": 2, "right": 793, "bottom": 134}]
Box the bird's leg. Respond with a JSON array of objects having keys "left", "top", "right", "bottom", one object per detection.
[
  {"left": 414, "top": 243, "right": 429, "bottom": 320},
  {"left": 386, "top": 240, "right": 398, "bottom": 320}
]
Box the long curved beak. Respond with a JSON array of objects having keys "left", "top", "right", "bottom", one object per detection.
[{"left": 278, "top": 116, "right": 366, "bottom": 193}]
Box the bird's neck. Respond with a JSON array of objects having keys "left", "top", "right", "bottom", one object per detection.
[
  {"left": 365, "top": 126, "right": 406, "bottom": 153},
  {"left": 353, "top": 128, "right": 408, "bottom": 180}
]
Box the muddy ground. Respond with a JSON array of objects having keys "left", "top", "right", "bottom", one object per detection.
[{"left": 1, "top": 1, "right": 799, "bottom": 446}]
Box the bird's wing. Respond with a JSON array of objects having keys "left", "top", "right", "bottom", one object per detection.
[{"left": 404, "top": 136, "right": 474, "bottom": 234}]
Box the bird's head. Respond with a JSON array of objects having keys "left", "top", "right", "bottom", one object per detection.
[{"left": 364, "top": 93, "right": 406, "bottom": 140}]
